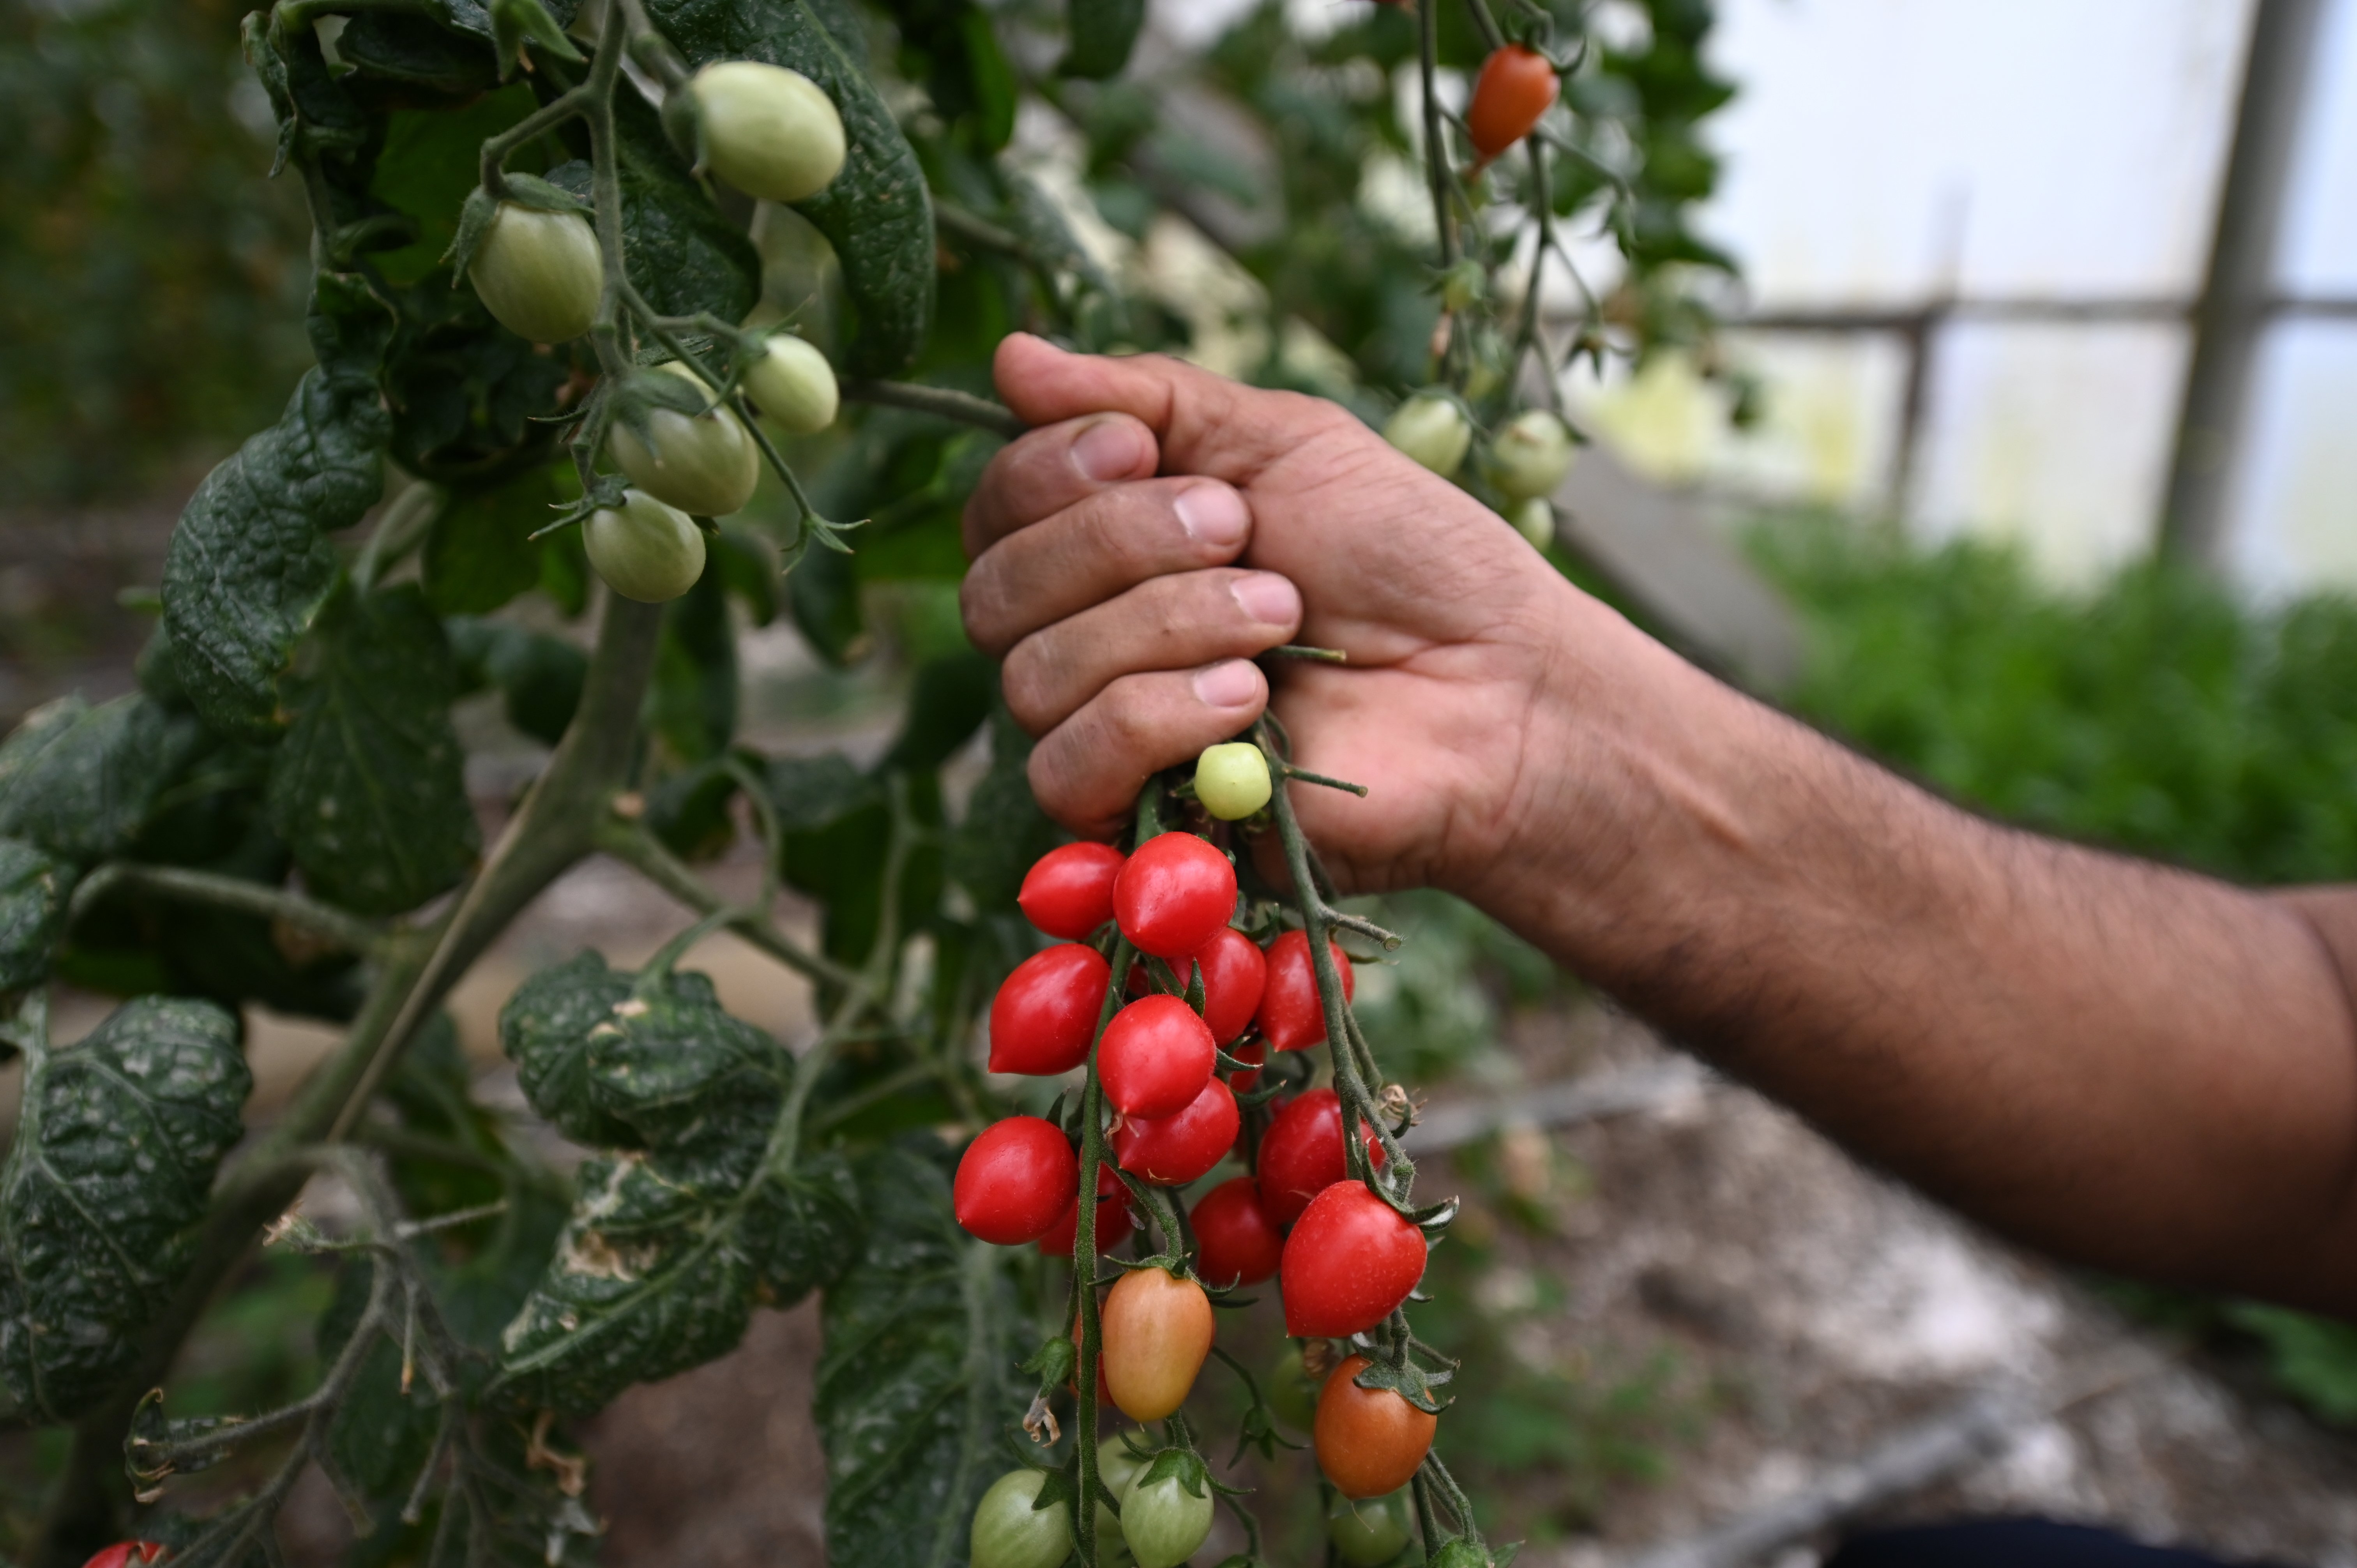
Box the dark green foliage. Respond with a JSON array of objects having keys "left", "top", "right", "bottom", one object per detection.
[
  {"left": 816, "top": 1139, "right": 1025, "bottom": 1566},
  {"left": 0, "top": 841, "right": 76, "bottom": 994},
  {"left": 1062, "top": 0, "right": 1147, "bottom": 79},
  {"left": 0, "top": 694, "right": 200, "bottom": 867},
  {"left": 447, "top": 616, "right": 588, "bottom": 747},
  {"left": 160, "top": 327, "right": 392, "bottom": 740},
  {"left": 425, "top": 466, "right": 579, "bottom": 616},
  {"left": 650, "top": 565, "right": 740, "bottom": 763},
  {"left": 266, "top": 584, "right": 480, "bottom": 917},
  {"left": 493, "top": 954, "right": 862, "bottom": 1415},
  {"left": 946, "top": 707, "right": 1060, "bottom": 916},
  {"left": 645, "top": 0, "right": 937, "bottom": 373},
  {"left": 0, "top": 997, "right": 249, "bottom": 1421}
]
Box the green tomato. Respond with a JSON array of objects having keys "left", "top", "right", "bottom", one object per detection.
[
  {"left": 608, "top": 362, "right": 762, "bottom": 517},
  {"left": 1382, "top": 394, "right": 1471, "bottom": 477},
  {"left": 1328, "top": 1487, "right": 1415, "bottom": 1567},
  {"left": 1193, "top": 742, "right": 1270, "bottom": 821},
  {"left": 1507, "top": 496, "right": 1554, "bottom": 551},
  {"left": 1094, "top": 1434, "right": 1146, "bottom": 1554},
  {"left": 745, "top": 332, "right": 839, "bottom": 435},
  {"left": 468, "top": 201, "right": 601, "bottom": 344},
  {"left": 583, "top": 489, "right": 706, "bottom": 603},
  {"left": 970, "top": 1469, "right": 1072, "bottom": 1568},
  {"left": 1489, "top": 408, "right": 1575, "bottom": 500},
  {"left": 1265, "top": 1345, "right": 1320, "bottom": 1432},
  {"left": 690, "top": 60, "right": 846, "bottom": 203},
  {"left": 1118, "top": 1468, "right": 1213, "bottom": 1568}
]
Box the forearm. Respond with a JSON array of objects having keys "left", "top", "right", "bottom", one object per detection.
[{"left": 1464, "top": 594, "right": 2357, "bottom": 1310}]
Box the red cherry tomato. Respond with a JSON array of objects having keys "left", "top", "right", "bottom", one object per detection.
[
  {"left": 1281, "top": 1182, "right": 1426, "bottom": 1337},
  {"left": 1193, "top": 926, "right": 1267, "bottom": 1044},
  {"left": 81, "top": 1549, "right": 170, "bottom": 1568},
  {"left": 1113, "top": 832, "right": 1236, "bottom": 959},
  {"left": 1100, "top": 1266, "right": 1215, "bottom": 1422},
  {"left": 1465, "top": 43, "right": 1560, "bottom": 164},
  {"left": 1019, "top": 841, "right": 1126, "bottom": 938},
  {"left": 953, "top": 1116, "right": 1077, "bottom": 1245},
  {"left": 1190, "top": 1176, "right": 1286, "bottom": 1287},
  {"left": 1039, "top": 1164, "right": 1137, "bottom": 1255},
  {"left": 1256, "top": 930, "right": 1353, "bottom": 1052},
  {"left": 1227, "top": 1039, "right": 1266, "bottom": 1091},
  {"left": 1113, "top": 1076, "right": 1240, "bottom": 1186},
  {"left": 1314, "top": 1354, "right": 1438, "bottom": 1499},
  {"left": 1258, "top": 1087, "right": 1383, "bottom": 1225},
  {"left": 988, "top": 943, "right": 1112, "bottom": 1075},
  {"left": 1099, "top": 994, "right": 1217, "bottom": 1119},
  {"left": 1124, "top": 927, "right": 1264, "bottom": 1048}
]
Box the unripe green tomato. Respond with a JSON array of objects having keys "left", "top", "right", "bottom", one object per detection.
[
  {"left": 1266, "top": 1345, "right": 1320, "bottom": 1432},
  {"left": 468, "top": 201, "right": 601, "bottom": 343},
  {"left": 744, "top": 332, "right": 839, "bottom": 435},
  {"left": 1489, "top": 408, "right": 1576, "bottom": 500},
  {"left": 1328, "top": 1488, "right": 1415, "bottom": 1567},
  {"left": 1382, "top": 395, "right": 1471, "bottom": 477},
  {"left": 1507, "top": 496, "right": 1554, "bottom": 551},
  {"left": 970, "top": 1469, "right": 1072, "bottom": 1568},
  {"left": 1118, "top": 1470, "right": 1213, "bottom": 1568},
  {"left": 584, "top": 489, "right": 706, "bottom": 603},
  {"left": 690, "top": 60, "right": 846, "bottom": 203},
  {"left": 609, "top": 362, "right": 762, "bottom": 517},
  {"left": 1094, "top": 1435, "right": 1145, "bottom": 1556},
  {"left": 1194, "top": 742, "right": 1270, "bottom": 821}
]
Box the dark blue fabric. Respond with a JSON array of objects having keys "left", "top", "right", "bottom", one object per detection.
[{"left": 1827, "top": 1519, "right": 2297, "bottom": 1568}]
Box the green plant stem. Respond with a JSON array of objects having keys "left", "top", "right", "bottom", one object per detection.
[
  {"left": 352, "top": 480, "right": 445, "bottom": 592},
  {"left": 67, "top": 862, "right": 386, "bottom": 955},
  {"left": 1419, "top": 0, "right": 1458, "bottom": 270},
  {"left": 841, "top": 378, "right": 1027, "bottom": 439},
  {"left": 593, "top": 816, "right": 859, "bottom": 991}
]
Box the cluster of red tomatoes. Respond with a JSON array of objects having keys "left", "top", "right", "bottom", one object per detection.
[{"left": 952, "top": 832, "right": 1439, "bottom": 1508}]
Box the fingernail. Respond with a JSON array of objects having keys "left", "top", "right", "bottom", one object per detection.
[
  {"left": 1230, "top": 572, "right": 1299, "bottom": 625},
  {"left": 1072, "top": 418, "right": 1146, "bottom": 482},
  {"left": 1193, "top": 659, "right": 1261, "bottom": 709},
  {"left": 1174, "top": 484, "right": 1249, "bottom": 548}
]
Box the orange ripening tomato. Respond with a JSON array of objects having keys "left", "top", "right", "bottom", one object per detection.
[
  {"left": 1099, "top": 1266, "right": 1214, "bottom": 1422},
  {"left": 1314, "top": 1354, "right": 1437, "bottom": 1499},
  {"left": 1465, "top": 44, "right": 1560, "bottom": 165}
]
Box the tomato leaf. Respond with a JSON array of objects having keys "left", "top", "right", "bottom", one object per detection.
[
  {"left": 945, "top": 705, "right": 1059, "bottom": 916},
  {"left": 161, "top": 277, "right": 394, "bottom": 742},
  {"left": 266, "top": 584, "right": 479, "bottom": 918},
  {"left": 492, "top": 957, "right": 859, "bottom": 1414},
  {"left": 643, "top": 0, "right": 936, "bottom": 374},
  {"left": 816, "top": 1139, "right": 1027, "bottom": 1566},
  {"left": 425, "top": 464, "right": 578, "bottom": 616},
  {"left": 0, "top": 996, "right": 249, "bottom": 1421},
  {"left": 0, "top": 694, "right": 202, "bottom": 866},
  {"left": 1062, "top": 0, "right": 1146, "bottom": 79},
  {"left": 649, "top": 566, "right": 739, "bottom": 764},
  {"left": 447, "top": 616, "right": 588, "bottom": 748},
  {"left": 0, "top": 841, "right": 75, "bottom": 995}
]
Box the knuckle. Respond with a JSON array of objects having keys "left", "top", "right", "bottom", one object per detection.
[
  {"left": 957, "top": 567, "right": 1013, "bottom": 657},
  {"left": 998, "top": 641, "right": 1061, "bottom": 734}
]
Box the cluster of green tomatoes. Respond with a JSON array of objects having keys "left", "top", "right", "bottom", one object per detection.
[{"left": 461, "top": 59, "right": 848, "bottom": 603}]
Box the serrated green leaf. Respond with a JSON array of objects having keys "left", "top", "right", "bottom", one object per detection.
[
  {"left": 817, "top": 1139, "right": 1026, "bottom": 1566},
  {"left": 744, "top": 1147, "right": 863, "bottom": 1303},
  {"left": 266, "top": 584, "right": 479, "bottom": 918},
  {"left": 0, "top": 841, "right": 75, "bottom": 996},
  {"left": 426, "top": 463, "right": 579, "bottom": 615},
  {"left": 0, "top": 996, "right": 249, "bottom": 1421},
  {"left": 336, "top": 9, "right": 501, "bottom": 99},
  {"left": 643, "top": 0, "right": 936, "bottom": 373},
  {"left": 0, "top": 694, "right": 201, "bottom": 866},
  {"left": 946, "top": 706, "right": 1058, "bottom": 916},
  {"left": 161, "top": 277, "right": 393, "bottom": 740},
  {"left": 766, "top": 752, "right": 883, "bottom": 832},
  {"left": 498, "top": 951, "right": 641, "bottom": 1147},
  {"left": 1063, "top": 0, "right": 1147, "bottom": 79}
]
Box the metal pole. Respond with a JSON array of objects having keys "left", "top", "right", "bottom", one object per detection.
[{"left": 2156, "top": 0, "right": 2328, "bottom": 565}]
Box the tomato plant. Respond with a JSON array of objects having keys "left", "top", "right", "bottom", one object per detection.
[{"left": 0, "top": 0, "right": 1731, "bottom": 1561}]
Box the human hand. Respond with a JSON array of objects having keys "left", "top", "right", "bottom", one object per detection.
[{"left": 962, "top": 334, "right": 1648, "bottom": 904}]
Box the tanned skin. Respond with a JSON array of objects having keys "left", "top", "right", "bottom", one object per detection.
[{"left": 960, "top": 333, "right": 2357, "bottom": 1316}]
